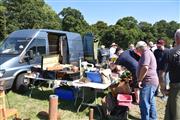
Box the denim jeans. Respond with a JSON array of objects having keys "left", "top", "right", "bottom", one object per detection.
[{"left": 139, "top": 84, "right": 158, "bottom": 120}]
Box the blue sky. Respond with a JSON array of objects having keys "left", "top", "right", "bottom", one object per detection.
[{"left": 45, "top": 0, "right": 180, "bottom": 25}]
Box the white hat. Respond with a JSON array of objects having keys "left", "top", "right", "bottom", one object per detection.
[
  {"left": 101, "top": 45, "right": 105, "bottom": 49},
  {"left": 136, "top": 41, "right": 147, "bottom": 48},
  {"left": 149, "top": 41, "right": 153, "bottom": 46}
]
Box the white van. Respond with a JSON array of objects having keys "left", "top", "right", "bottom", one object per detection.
[{"left": 0, "top": 29, "right": 94, "bottom": 93}]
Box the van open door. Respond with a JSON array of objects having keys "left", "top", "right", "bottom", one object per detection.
[{"left": 82, "top": 33, "right": 95, "bottom": 63}]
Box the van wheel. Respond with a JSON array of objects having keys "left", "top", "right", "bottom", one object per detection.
[{"left": 14, "top": 73, "right": 30, "bottom": 93}]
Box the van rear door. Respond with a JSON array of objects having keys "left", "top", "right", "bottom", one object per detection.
[{"left": 82, "top": 33, "right": 95, "bottom": 63}]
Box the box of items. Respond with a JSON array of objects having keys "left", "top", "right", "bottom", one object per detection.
[{"left": 39, "top": 54, "right": 80, "bottom": 80}]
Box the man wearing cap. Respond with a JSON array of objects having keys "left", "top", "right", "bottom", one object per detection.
[
  {"left": 154, "top": 39, "right": 169, "bottom": 98},
  {"left": 136, "top": 41, "right": 159, "bottom": 120},
  {"left": 159, "top": 29, "right": 180, "bottom": 120}
]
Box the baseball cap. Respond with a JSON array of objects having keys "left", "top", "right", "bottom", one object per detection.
[{"left": 157, "top": 39, "right": 165, "bottom": 46}]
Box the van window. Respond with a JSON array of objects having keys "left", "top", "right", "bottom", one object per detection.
[
  {"left": 0, "top": 37, "right": 30, "bottom": 54},
  {"left": 28, "top": 38, "right": 46, "bottom": 55}
]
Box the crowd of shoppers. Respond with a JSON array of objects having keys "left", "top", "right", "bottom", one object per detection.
[{"left": 98, "top": 29, "right": 180, "bottom": 120}]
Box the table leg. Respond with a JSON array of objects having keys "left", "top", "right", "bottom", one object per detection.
[
  {"left": 29, "top": 78, "right": 36, "bottom": 97},
  {"left": 74, "top": 88, "right": 79, "bottom": 106},
  {"left": 94, "top": 89, "right": 103, "bottom": 120},
  {"left": 77, "top": 88, "right": 103, "bottom": 119},
  {"left": 77, "top": 87, "right": 85, "bottom": 113},
  {"left": 97, "top": 105, "right": 103, "bottom": 120}
]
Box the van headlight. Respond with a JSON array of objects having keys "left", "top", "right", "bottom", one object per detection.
[{"left": 0, "top": 70, "right": 5, "bottom": 77}]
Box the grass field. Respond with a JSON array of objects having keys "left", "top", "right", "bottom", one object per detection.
[
  {"left": 5, "top": 86, "right": 166, "bottom": 120},
  {"left": 5, "top": 88, "right": 104, "bottom": 120}
]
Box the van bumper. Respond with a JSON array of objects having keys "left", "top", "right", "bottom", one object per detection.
[{"left": 0, "top": 76, "right": 15, "bottom": 90}]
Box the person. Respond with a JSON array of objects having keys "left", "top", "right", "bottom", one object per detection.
[
  {"left": 148, "top": 41, "right": 157, "bottom": 52},
  {"left": 154, "top": 39, "right": 169, "bottom": 97},
  {"left": 136, "top": 41, "right": 159, "bottom": 120},
  {"left": 114, "top": 48, "right": 140, "bottom": 103},
  {"left": 169, "top": 44, "right": 173, "bottom": 49},
  {"left": 109, "top": 47, "right": 122, "bottom": 63},
  {"left": 159, "top": 29, "right": 180, "bottom": 120},
  {"left": 129, "top": 43, "right": 135, "bottom": 50},
  {"left": 109, "top": 42, "right": 118, "bottom": 59},
  {"left": 97, "top": 45, "right": 109, "bottom": 64}
]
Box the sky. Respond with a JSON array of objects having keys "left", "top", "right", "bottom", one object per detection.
[{"left": 45, "top": 0, "right": 180, "bottom": 25}]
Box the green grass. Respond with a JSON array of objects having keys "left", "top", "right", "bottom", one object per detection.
[{"left": 5, "top": 88, "right": 104, "bottom": 120}]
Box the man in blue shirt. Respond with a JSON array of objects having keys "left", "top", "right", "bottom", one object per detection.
[
  {"left": 115, "top": 49, "right": 139, "bottom": 80},
  {"left": 115, "top": 48, "right": 140, "bottom": 103}
]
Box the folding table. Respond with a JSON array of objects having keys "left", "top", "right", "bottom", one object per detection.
[{"left": 72, "top": 80, "right": 111, "bottom": 119}]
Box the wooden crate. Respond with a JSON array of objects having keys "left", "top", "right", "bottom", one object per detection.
[{"left": 41, "top": 54, "right": 60, "bottom": 70}]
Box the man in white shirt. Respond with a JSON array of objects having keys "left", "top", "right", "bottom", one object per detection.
[{"left": 109, "top": 42, "right": 118, "bottom": 58}]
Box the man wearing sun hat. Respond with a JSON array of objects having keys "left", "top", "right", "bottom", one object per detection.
[
  {"left": 109, "top": 42, "right": 118, "bottom": 58},
  {"left": 136, "top": 41, "right": 159, "bottom": 120}
]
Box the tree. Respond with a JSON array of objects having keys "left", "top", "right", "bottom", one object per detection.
[
  {"left": 166, "top": 21, "right": 180, "bottom": 39},
  {"left": 42, "top": 4, "right": 61, "bottom": 29},
  {"left": 116, "top": 16, "right": 138, "bottom": 29},
  {"left": 138, "top": 21, "right": 156, "bottom": 42},
  {"left": 0, "top": 2, "right": 6, "bottom": 40},
  {"left": 101, "top": 25, "right": 129, "bottom": 49},
  {"left": 153, "top": 20, "right": 180, "bottom": 45},
  {"left": 59, "top": 7, "right": 89, "bottom": 35},
  {"left": 153, "top": 20, "right": 169, "bottom": 39},
  {"left": 91, "top": 21, "right": 108, "bottom": 44},
  {"left": 2, "top": 0, "right": 61, "bottom": 34},
  {"left": 115, "top": 16, "right": 143, "bottom": 47}
]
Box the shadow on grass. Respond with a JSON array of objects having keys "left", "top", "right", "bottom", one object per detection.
[
  {"left": 17, "top": 87, "right": 54, "bottom": 100},
  {"left": 128, "top": 114, "right": 140, "bottom": 120},
  {"left": 16, "top": 86, "right": 107, "bottom": 119},
  {"left": 84, "top": 106, "right": 103, "bottom": 120},
  {"left": 36, "top": 111, "right": 49, "bottom": 120}
]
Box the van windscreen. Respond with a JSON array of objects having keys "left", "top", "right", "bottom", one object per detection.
[{"left": 0, "top": 37, "right": 31, "bottom": 54}]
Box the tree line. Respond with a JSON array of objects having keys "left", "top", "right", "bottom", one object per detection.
[{"left": 0, "top": 0, "right": 179, "bottom": 49}]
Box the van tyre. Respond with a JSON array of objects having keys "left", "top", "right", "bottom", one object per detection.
[{"left": 14, "top": 73, "right": 30, "bottom": 93}]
